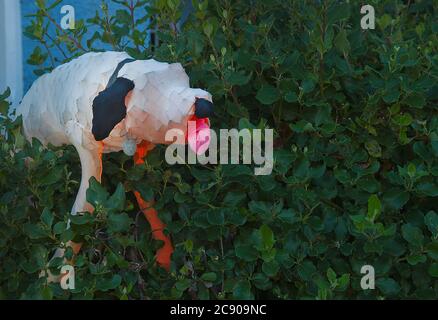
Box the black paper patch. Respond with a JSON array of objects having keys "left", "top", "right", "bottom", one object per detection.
[{"left": 92, "top": 77, "right": 135, "bottom": 141}]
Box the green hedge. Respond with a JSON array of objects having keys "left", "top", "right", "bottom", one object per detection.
[{"left": 1, "top": 0, "right": 438, "bottom": 299}]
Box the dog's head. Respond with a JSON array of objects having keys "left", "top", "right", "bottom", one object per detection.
[{"left": 92, "top": 59, "right": 213, "bottom": 154}]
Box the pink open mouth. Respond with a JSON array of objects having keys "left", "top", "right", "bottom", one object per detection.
[{"left": 187, "top": 117, "right": 211, "bottom": 155}]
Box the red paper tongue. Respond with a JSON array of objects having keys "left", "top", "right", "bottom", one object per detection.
[{"left": 188, "top": 118, "right": 211, "bottom": 155}]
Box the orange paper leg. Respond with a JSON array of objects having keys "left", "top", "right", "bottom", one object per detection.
[{"left": 134, "top": 141, "right": 173, "bottom": 270}]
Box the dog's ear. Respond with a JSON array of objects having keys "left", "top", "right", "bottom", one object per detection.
[{"left": 92, "top": 77, "right": 135, "bottom": 141}]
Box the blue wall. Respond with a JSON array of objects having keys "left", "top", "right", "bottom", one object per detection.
[
  {"left": 21, "top": 0, "right": 122, "bottom": 91},
  {"left": 21, "top": 0, "right": 191, "bottom": 92},
  {"left": 21, "top": 0, "right": 108, "bottom": 92}
]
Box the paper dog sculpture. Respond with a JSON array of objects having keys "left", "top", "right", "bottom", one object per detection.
[{"left": 16, "top": 51, "right": 213, "bottom": 270}]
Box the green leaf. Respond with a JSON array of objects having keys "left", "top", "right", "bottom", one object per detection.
[
  {"left": 365, "top": 140, "right": 382, "bottom": 158},
  {"left": 252, "top": 273, "right": 271, "bottom": 290},
  {"left": 126, "top": 164, "right": 145, "bottom": 181},
  {"left": 238, "top": 117, "right": 256, "bottom": 130},
  {"left": 284, "top": 91, "right": 298, "bottom": 103},
  {"left": 86, "top": 177, "right": 109, "bottom": 208},
  {"left": 223, "top": 192, "right": 246, "bottom": 207},
  {"left": 256, "top": 85, "right": 280, "bottom": 105},
  {"left": 233, "top": 280, "right": 252, "bottom": 299},
  {"left": 426, "top": 242, "right": 438, "bottom": 260},
  {"left": 257, "top": 175, "right": 277, "bottom": 192},
  {"left": 357, "top": 176, "right": 380, "bottom": 193},
  {"left": 201, "top": 272, "right": 217, "bottom": 282},
  {"left": 107, "top": 212, "right": 132, "bottom": 233},
  {"left": 327, "top": 3, "right": 350, "bottom": 25},
  {"left": 222, "top": 164, "right": 253, "bottom": 177},
  {"left": 207, "top": 208, "right": 225, "bottom": 225},
  {"left": 428, "top": 263, "right": 438, "bottom": 277},
  {"left": 393, "top": 114, "right": 413, "bottom": 126},
  {"left": 383, "top": 89, "right": 400, "bottom": 103},
  {"left": 327, "top": 268, "right": 337, "bottom": 284},
  {"left": 297, "top": 261, "right": 316, "bottom": 281},
  {"left": 41, "top": 286, "right": 53, "bottom": 300},
  {"left": 278, "top": 209, "right": 298, "bottom": 224},
  {"left": 136, "top": 183, "right": 154, "bottom": 201},
  {"left": 262, "top": 260, "right": 280, "bottom": 277},
  {"left": 0, "top": 100, "right": 9, "bottom": 115},
  {"left": 301, "top": 79, "right": 315, "bottom": 93},
  {"left": 96, "top": 274, "right": 122, "bottom": 291},
  {"left": 203, "top": 21, "right": 213, "bottom": 37},
  {"left": 175, "top": 278, "right": 191, "bottom": 292},
  {"left": 0, "top": 88, "right": 11, "bottom": 115},
  {"left": 337, "top": 274, "right": 350, "bottom": 291},
  {"left": 407, "top": 163, "right": 416, "bottom": 178},
  {"left": 60, "top": 229, "right": 74, "bottom": 243},
  {"left": 106, "top": 183, "right": 125, "bottom": 211},
  {"left": 0, "top": 87, "right": 11, "bottom": 100},
  {"left": 413, "top": 142, "right": 432, "bottom": 162},
  {"left": 404, "top": 93, "right": 426, "bottom": 108},
  {"left": 424, "top": 211, "right": 438, "bottom": 235},
  {"left": 70, "top": 213, "right": 93, "bottom": 225},
  {"left": 248, "top": 201, "right": 271, "bottom": 215},
  {"left": 367, "top": 195, "right": 381, "bottom": 222},
  {"left": 225, "top": 70, "right": 251, "bottom": 86},
  {"left": 401, "top": 223, "right": 424, "bottom": 247},
  {"left": 53, "top": 222, "right": 67, "bottom": 235},
  {"left": 23, "top": 223, "right": 47, "bottom": 239},
  {"left": 290, "top": 120, "right": 315, "bottom": 133},
  {"left": 235, "top": 244, "right": 258, "bottom": 262},
  {"left": 407, "top": 254, "right": 426, "bottom": 265},
  {"left": 334, "top": 29, "right": 350, "bottom": 53},
  {"left": 416, "top": 182, "right": 438, "bottom": 197},
  {"left": 41, "top": 208, "right": 54, "bottom": 228},
  {"left": 314, "top": 104, "right": 332, "bottom": 126},
  {"left": 39, "top": 166, "right": 64, "bottom": 186},
  {"left": 377, "top": 14, "right": 392, "bottom": 30},
  {"left": 259, "top": 224, "right": 275, "bottom": 251},
  {"left": 226, "top": 208, "right": 247, "bottom": 226},
  {"left": 376, "top": 278, "right": 400, "bottom": 296},
  {"left": 383, "top": 189, "right": 410, "bottom": 210}
]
